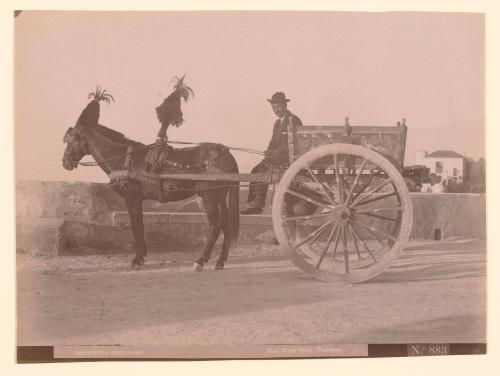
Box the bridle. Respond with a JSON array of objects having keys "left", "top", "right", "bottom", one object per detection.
[
  {"left": 63, "top": 126, "right": 151, "bottom": 166},
  {"left": 63, "top": 127, "right": 90, "bottom": 167},
  {"left": 62, "top": 126, "right": 78, "bottom": 144}
]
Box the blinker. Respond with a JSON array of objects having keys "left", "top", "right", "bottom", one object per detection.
[{"left": 63, "top": 127, "right": 76, "bottom": 143}]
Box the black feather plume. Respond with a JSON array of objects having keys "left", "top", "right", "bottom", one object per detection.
[
  {"left": 156, "top": 75, "right": 194, "bottom": 139},
  {"left": 76, "top": 86, "right": 114, "bottom": 128}
]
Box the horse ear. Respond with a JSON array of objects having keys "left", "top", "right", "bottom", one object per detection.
[{"left": 75, "top": 100, "right": 100, "bottom": 128}]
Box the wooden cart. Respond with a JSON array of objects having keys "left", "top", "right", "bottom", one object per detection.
[{"left": 161, "top": 118, "right": 412, "bottom": 283}]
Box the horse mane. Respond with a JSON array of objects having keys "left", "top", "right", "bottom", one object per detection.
[
  {"left": 94, "top": 124, "right": 143, "bottom": 147},
  {"left": 95, "top": 124, "right": 127, "bottom": 142}
]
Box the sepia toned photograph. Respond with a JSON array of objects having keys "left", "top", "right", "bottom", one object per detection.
[{"left": 13, "top": 9, "right": 487, "bottom": 362}]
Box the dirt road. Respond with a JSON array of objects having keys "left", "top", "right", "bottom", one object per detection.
[{"left": 17, "top": 238, "right": 486, "bottom": 349}]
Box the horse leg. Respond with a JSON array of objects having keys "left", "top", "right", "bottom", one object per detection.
[
  {"left": 194, "top": 198, "right": 222, "bottom": 271},
  {"left": 216, "top": 195, "right": 230, "bottom": 270},
  {"left": 133, "top": 198, "right": 147, "bottom": 261},
  {"left": 125, "top": 197, "right": 147, "bottom": 268}
]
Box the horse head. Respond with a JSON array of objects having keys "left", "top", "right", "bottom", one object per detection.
[
  {"left": 62, "top": 126, "right": 89, "bottom": 170},
  {"left": 62, "top": 86, "right": 114, "bottom": 170}
]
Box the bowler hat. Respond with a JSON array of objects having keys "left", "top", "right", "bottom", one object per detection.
[{"left": 267, "top": 92, "right": 290, "bottom": 103}]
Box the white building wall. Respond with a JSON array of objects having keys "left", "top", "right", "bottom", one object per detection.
[{"left": 419, "top": 157, "right": 465, "bottom": 181}]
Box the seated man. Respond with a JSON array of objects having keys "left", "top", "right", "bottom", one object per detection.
[{"left": 241, "top": 92, "right": 303, "bottom": 215}]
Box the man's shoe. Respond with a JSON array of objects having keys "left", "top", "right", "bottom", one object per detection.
[{"left": 240, "top": 207, "right": 263, "bottom": 215}]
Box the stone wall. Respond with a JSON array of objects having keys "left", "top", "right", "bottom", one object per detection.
[
  {"left": 411, "top": 193, "right": 486, "bottom": 240},
  {"left": 15, "top": 181, "right": 486, "bottom": 256},
  {"left": 16, "top": 181, "right": 124, "bottom": 256},
  {"left": 16, "top": 181, "right": 125, "bottom": 223}
]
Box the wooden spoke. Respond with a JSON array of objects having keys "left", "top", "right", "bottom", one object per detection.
[
  {"left": 286, "top": 189, "right": 333, "bottom": 211},
  {"left": 347, "top": 224, "right": 362, "bottom": 259},
  {"left": 353, "top": 206, "right": 403, "bottom": 214},
  {"left": 331, "top": 223, "right": 343, "bottom": 260},
  {"left": 308, "top": 220, "right": 334, "bottom": 245},
  {"left": 355, "top": 211, "right": 398, "bottom": 222},
  {"left": 316, "top": 224, "right": 340, "bottom": 269},
  {"left": 305, "top": 164, "right": 338, "bottom": 205},
  {"left": 351, "top": 168, "right": 375, "bottom": 203},
  {"left": 353, "top": 218, "right": 397, "bottom": 243},
  {"left": 282, "top": 212, "right": 332, "bottom": 222},
  {"left": 352, "top": 191, "right": 397, "bottom": 208},
  {"left": 292, "top": 220, "right": 333, "bottom": 250},
  {"left": 349, "top": 177, "right": 392, "bottom": 208},
  {"left": 345, "top": 158, "right": 367, "bottom": 205},
  {"left": 333, "top": 154, "right": 344, "bottom": 203},
  {"left": 348, "top": 223, "right": 377, "bottom": 262},
  {"left": 342, "top": 224, "right": 349, "bottom": 274},
  {"left": 353, "top": 220, "right": 385, "bottom": 247}
]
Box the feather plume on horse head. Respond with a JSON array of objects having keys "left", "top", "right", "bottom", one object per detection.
[
  {"left": 75, "top": 85, "right": 114, "bottom": 128},
  {"left": 155, "top": 74, "right": 194, "bottom": 140}
]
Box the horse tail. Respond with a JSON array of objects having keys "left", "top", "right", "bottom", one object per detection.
[{"left": 227, "top": 181, "right": 240, "bottom": 243}]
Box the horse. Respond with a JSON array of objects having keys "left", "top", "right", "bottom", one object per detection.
[{"left": 62, "top": 97, "right": 239, "bottom": 271}]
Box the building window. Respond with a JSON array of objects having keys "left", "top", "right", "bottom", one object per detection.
[
  {"left": 435, "top": 161, "right": 443, "bottom": 174},
  {"left": 453, "top": 168, "right": 458, "bottom": 176}
]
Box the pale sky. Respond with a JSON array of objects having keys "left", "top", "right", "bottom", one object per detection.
[{"left": 14, "top": 11, "right": 484, "bottom": 183}]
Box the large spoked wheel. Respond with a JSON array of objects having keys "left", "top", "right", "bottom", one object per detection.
[{"left": 272, "top": 144, "right": 413, "bottom": 283}]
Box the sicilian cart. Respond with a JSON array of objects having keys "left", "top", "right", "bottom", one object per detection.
[
  {"left": 158, "top": 117, "right": 413, "bottom": 283},
  {"left": 63, "top": 84, "right": 412, "bottom": 283}
]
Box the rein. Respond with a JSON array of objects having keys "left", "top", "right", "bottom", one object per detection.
[
  {"left": 78, "top": 143, "right": 156, "bottom": 166},
  {"left": 167, "top": 140, "right": 265, "bottom": 156},
  {"left": 77, "top": 140, "right": 264, "bottom": 167},
  {"left": 76, "top": 137, "right": 269, "bottom": 193}
]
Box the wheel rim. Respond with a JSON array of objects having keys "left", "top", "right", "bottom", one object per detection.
[{"left": 272, "top": 144, "right": 413, "bottom": 283}]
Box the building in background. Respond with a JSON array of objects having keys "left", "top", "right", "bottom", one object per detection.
[
  {"left": 415, "top": 150, "right": 485, "bottom": 193},
  {"left": 415, "top": 150, "right": 466, "bottom": 183}
]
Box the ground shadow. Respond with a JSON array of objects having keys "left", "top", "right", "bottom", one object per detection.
[{"left": 369, "top": 239, "right": 486, "bottom": 283}]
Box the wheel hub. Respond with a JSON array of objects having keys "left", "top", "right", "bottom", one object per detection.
[{"left": 331, "top": 205, "right": 351, "bottom": 224}]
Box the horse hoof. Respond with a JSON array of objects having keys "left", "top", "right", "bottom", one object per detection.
[
  {"left": 131, "top": 257, "right": 145, "bottom": 269},
  {"left": 215, "top": 263, "right": 224, "bottom": 270},
  {"left": 193, "top": 263, "right": 204, "bottom": 272}
]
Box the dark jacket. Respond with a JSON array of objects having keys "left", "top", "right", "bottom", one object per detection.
[{"left": 264, "top": 110, "right": 302, "bottom": 163}]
